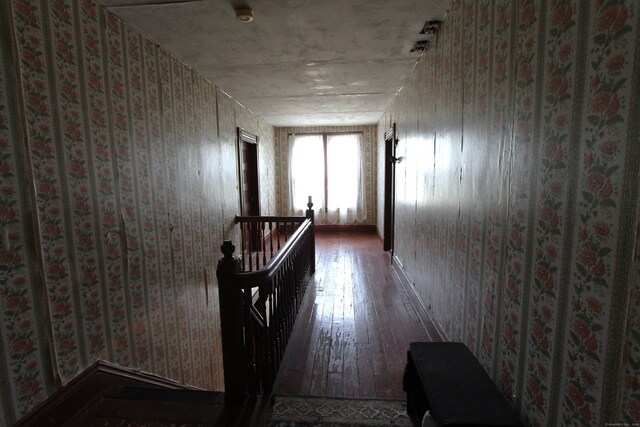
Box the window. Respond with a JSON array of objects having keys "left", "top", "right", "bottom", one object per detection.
[{"left": 288, "top": 132, "right": 365, "bottom": 224}]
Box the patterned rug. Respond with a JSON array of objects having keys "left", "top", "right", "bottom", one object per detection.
[{"left": 268, "top": 395, "right": 413, "bottom": 426}]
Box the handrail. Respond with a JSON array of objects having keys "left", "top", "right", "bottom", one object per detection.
[
  {"left": 235, "top": 215, "right": 306, "bottom": 223},
  {"left": 217, "top": 207, "right": 315, "bottom": 401},
  {"left": 234, "top": 219, "right": 312, "bottom": 288}
]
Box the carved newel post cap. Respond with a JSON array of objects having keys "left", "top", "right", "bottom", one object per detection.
[
  {"left": 307, "top": 202, "right": 313, "bottom": 210},
  {"left": 221, "top": 240, "right": 236, "bottom": 259}
]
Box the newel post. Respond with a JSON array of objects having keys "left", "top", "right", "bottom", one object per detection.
[
  {"left": 216, "top": 240, "right": 247, "bottom": 402},
  {"left": 306, "top": 203, "right": 316, "bottom": 274}
]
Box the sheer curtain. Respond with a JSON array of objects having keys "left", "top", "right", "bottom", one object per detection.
[
  {"left": 326, "top": 133, "right": 365, "bottom": 224},
  {"left": 288, "top": 134, "right": 324, "bottom": 215},
  {"left": 288, "top": 133, "right": 366, "bottom": 225}
]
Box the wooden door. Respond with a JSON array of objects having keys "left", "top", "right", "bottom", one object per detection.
[
  {"left": 383, "top": 124, "right": 396, "bottom": 253},
  {"left": 238, "top": 128, "right": 260, "bottom": 250}
]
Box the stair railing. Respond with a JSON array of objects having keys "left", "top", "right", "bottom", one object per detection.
[
  {"left": 216, "top": 208, "right": 315, "bottom": 401},
  {"left": 234, "top": 214, "right": 308, "bottom": 271}
]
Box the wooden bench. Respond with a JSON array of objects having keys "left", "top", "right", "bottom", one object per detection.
[{"left": 403, "top": 342, "right": 522, "bottom": 427}]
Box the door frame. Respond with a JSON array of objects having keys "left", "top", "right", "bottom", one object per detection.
[
  {"left": 237, "top": 128, "right": 260, "bottom": 252},
  {"left": 237, "top": 127, "right": 260, "bottom": 217},
  {"left": 383, "top": 123, "right": 397, "bottom": 254}
]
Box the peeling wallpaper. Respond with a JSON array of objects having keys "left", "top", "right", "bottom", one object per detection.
[
  {"left": 377, "top": 0, "right": 639, "bottom": 425},
  {"left": 0, "top": 0, "right": 275, "bottom": 424},
  {"left": 274, "top": 125, "right": 377, "bottom": 225}
]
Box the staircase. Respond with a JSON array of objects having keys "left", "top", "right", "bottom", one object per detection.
[
  {"left": 71, "top": 386, "right": 226, "bottom": 426},
  {"left": 15, "top": 361, "right": 270, "bottom": 427}
]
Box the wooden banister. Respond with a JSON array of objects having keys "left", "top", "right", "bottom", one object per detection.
[
  {"left": 235, "top": 215, "right": 306, "bottom": 222},
  {"left": 215, "top": 241, "right": 247, "bottom": 401},
  {"left": 217, "top": 209, "right": 315, "bottom": 401},
  {"left": 234, "top": 215, "right": 307, "bottom": 271},
  {"left": 234, "top": 219, "right": 312, "bottom": 286}
]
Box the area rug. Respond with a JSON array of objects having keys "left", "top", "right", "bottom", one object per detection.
[{"left": 268, "top": 395, "right": 413, "bottom": 426}]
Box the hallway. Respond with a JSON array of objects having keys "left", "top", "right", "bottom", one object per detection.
[{"left": 273, "top": 232, "right": 442, "bottom": 400}]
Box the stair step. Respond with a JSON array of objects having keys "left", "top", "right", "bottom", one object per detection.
[
  {"left": 109, "top": 386, "right": 225, "bottom": 403},
  {"left": 72, "top": 387, "right": 226, "bottom": 426}
]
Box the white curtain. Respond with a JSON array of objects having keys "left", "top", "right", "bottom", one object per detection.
[
  {"left": 326, "top": 133, "right": 365, "bottom": 224},
  {"left": 288, "top": 133, "right": 366, "bottom": 224},
  {"left": 289, "top": 134, "right": 324, "bottom": 215}
]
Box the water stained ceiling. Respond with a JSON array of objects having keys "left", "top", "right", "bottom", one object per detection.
[{"left": 96, "top": 0, "right": 450, "bottom": 126}]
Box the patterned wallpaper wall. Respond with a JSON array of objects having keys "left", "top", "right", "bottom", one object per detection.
[
  {"left": 377, "top": 0, "right": 639, "bottom": 425},
  {"left": 274, "top": 125, "right": 377, "bottom": 225},
  {"left": 0, "top": 0, "right": 276, "bottom": 424}
]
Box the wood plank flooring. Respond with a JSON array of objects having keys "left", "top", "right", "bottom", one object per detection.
[{"left": 272, "top": 232, "right": 442, "bottom": 400}]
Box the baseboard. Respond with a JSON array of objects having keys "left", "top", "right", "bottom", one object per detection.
[
  {"left": 314, "top": 224, "right": 377, "bottom": 233},
  {"left": 390, "top": 254, "right": 448, "bottom": 342},
  {"left": 15, "top": 360, "right": 199, "bottom": 427}
]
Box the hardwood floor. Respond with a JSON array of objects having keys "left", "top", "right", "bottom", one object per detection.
[{"left": 272, "top": 232, "right": 442, "bottom": 400}]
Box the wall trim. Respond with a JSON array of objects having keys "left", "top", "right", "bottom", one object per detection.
[
  {"left": 391, "top": 254, "right": 448, "bottom": 343},
  {"left": 315, "top": 224, "right": 377, "bottom": 233}
]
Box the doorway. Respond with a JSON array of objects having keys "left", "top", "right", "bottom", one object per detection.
[
  {"left": 383, "top": 124, "right": 396, "bottom": 254},
  {"left": 237, "top": 128, "right": 260, "bottom": 249}
]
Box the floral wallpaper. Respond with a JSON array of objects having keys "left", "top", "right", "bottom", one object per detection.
[
  {"left": 377, "top": 0, "right": 639, "bottom": 425},
  {"left": 0, "top": 0, "right": 276, "bottom": 424},
  {"left": 274, "top": 125, "right": 377, "bottom": 225},
  {"left": 0, "top": 1, "right": 55, "bottom": 421}
]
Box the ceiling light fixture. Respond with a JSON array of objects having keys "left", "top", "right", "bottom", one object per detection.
[
  {"left": 420, "top": 20, "right": 441, "bottom": 34},
  {"left": 235, "top": 7, "right": 254, "bottom": 23},
  {"left": 410, "top": 40, "right": 429, "bottom": 53}
]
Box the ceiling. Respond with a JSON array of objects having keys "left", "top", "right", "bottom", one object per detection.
[{"left": 96, "top": 0, "right": 450, "bottom": 127}]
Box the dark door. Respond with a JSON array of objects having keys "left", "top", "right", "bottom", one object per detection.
[
  {"left": 383, "top": 124, "right": 396, "bottom": 253},
  {"left": 238, "top": 128, "right": 260, "bottom": 250}
]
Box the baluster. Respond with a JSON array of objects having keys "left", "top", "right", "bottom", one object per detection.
[
  {"left": 282, "top": 271, "right": 288, "bottom": 359},
  {"left": 269, "top": 221, "right": 274, "bottom": 260},
  {"left": 250, "top": 221, "right": 255, "bottom": 268},
  {"left": 263, "top": 292, "right": 270, "bottom": 380},
  {"left": 256, "top": 219, "right": 261, "bottom": 255},
  {"left": 252, "top": 220, "right": 257, "bottom": 270},
  {"left": 268, "top": 278, "right": 276, "bottom": 382},
  {"left": 277, "top": 269, "right": 284, "bottom": 363},
  {"left": 248, "top": 222, "right": 253, "bottom": 271},
  {"left": 256, "top": 244, "right": 260, "bottom": 270},
  {"left": 260, "top": 312, "right": 270, "bottom": 392},
  {"left": 288, "top": 259, "right": 294, "bottom": 338},
  {"left": 291, "top": 258, "right": 296, "bottom": 332},
  {"left": 282, "top": 264, "right": 289, "bottom": 356},
  {"left": 251, "top": 222, "right": 255, "bottom": 268},
  {"left": 261, "top": 222, "right": 267, "bottom": 266},
  {"left": 243, "top": 287, "right": 258, "bottom": 394},
  {"left": 251, "top": 221, "right": 256, "bottom": 271},
  {"left": 254, "top": 221, "right": 259, "bottom": 271},
  {"left": 292, "top": 254, "right": 298, "bottom": 314},
  {"left": 272, "top": 271, "right": 280, "bottom": 366},
  {"left": 253, "top": 220, "right": 259, "bottom": 270},
  {"left": 283, "top": 261, "right": 289, "bottom": 343},
  {"left": 298, "top": 245, "right": 303, "bottom": 308},
  {"left": 240, "top": 224, "right": 246, "bottom": 271}
]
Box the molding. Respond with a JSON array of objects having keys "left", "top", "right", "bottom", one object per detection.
[
  {"left": 390, "top": 254, "right": 448, "bottom": 342},
  {"left": 314, "top": 224, "right": 377, "bottom": 233},
  {"left": 15, "top": 360, "right": 198, "bottom": 426}
]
